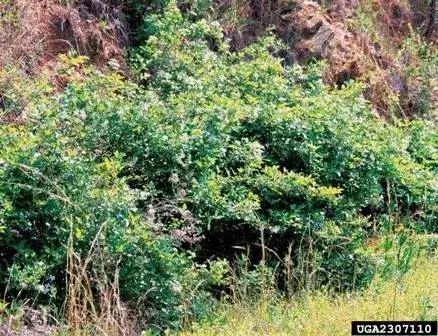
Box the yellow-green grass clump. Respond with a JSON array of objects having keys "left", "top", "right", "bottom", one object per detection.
[{"left": 180, "top": 256, "right": 438, "bottom": 336}]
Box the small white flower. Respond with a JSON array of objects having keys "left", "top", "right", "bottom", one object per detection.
[
  {"left": 78, "top": 110, "right": 87, "bottom": 120},
  {"left": 171, "top": 281, "right": 182, "bottom": 294},
  {"left": 169, "top": 173, "right": 179, "bottom": 183},
  {"left": 251, "top": 142, "right": 264, "bottom": 159}
]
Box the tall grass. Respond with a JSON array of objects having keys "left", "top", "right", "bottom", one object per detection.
[
  {"left": 63, "top": 223, "right": 133, "bottom": 336},
  {"left": 180, "top": 254, "right": 438, "bottom": 336}
]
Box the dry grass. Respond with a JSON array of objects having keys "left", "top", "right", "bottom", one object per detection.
[
  {"left": 180, "top": 255, "right": 438, "bottom": 336},
  {"left": 63, "top": 223, "right": 134, "bottom": 336},
  {"left": 0, "top": 0, "right": 45, "bottom": 72},
  {"left": 0, "top": 0, "right": 128, "bottom": 76},
  {"left": 212, "top": 0, "right": 436, "bottom": 119},
  {"left": 0, "top": 222, "right": 135, "bottom": 336}
]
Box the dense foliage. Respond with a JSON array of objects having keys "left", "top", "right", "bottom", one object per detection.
[{"left": 0, "top": 1, "right": 437, "bottom": 333}]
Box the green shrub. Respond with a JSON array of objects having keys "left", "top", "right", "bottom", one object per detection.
[
  {"left": 0, "top": 70, "right": 227, "bottom": 331},
  {"left": 0, "top": 3, "right": 436, "bottom": 332},
  {"left": 126, "top": 3, "right": 437, "bottom": 290}
]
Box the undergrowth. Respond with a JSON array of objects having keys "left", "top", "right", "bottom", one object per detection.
[
  {"left": 0, "top": 0, "right": 437, "bottom": 334},
  {"left": 179, "top": 254, "right": 438, "bottom": 336}
]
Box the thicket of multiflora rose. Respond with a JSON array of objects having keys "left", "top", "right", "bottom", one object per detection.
[{"left": 0, "top": 2, "right": 437, "bottom": 333}]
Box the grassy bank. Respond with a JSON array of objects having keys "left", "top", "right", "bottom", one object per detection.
[{"left": 179, "top": 255, "right": 438, "bottom": 336}]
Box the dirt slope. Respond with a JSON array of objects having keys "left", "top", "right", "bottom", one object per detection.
[
  {"left": 216, "top": 0, "right": 437, "bottom": 118},
  {"left": 0, "top": 0, "right": 128, "bottom": 75}
]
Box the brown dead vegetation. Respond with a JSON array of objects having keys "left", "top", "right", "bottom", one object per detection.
[
  {"left": 0, "top": 0, "right": 435, "bottom": 118},
  {"left": 0, "top": 0, "right": 129, "bottom": 77},
  {"left": 215, "top": 0, "right": 437, "bottom": 118}
]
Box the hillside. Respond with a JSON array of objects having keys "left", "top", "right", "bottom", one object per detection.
[{"left": 0, "top": 1, "right": 437, "bottom": 335}]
